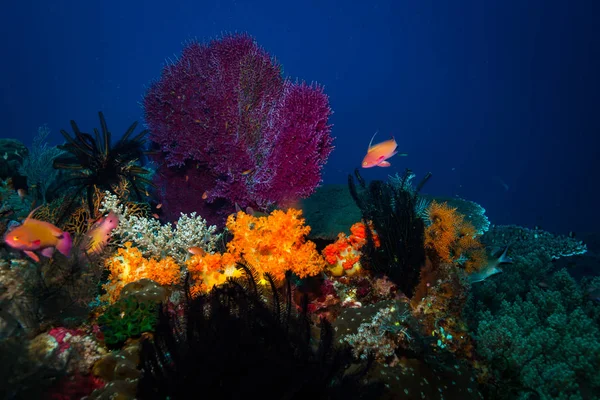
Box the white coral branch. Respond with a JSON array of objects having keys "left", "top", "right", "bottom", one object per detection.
[{"left": 99, "top": 192, "right": 220, "bottom": 264}]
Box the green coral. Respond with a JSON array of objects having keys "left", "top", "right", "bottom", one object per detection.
[
  {"left": 475, "top": 269, "right": 600, "bottom": 399},
  {"left": 98, "top": 295, "right": 158, "bottom": 346}
]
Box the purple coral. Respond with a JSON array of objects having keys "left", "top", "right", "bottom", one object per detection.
[{"left": 143, "top": 33, "right": 333, "bottom": 227}]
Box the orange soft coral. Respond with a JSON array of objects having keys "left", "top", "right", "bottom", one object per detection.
[
  {"left": 424, "top": 201, "right": 486, "bottom": 272},
  {"left": 322, "top": 221, "right": 380, "bottom": 277},
  {"left": 185, "top": 252, "right": 242, "bottom": 296},
  {"left": 225, "top": 208, "right": 325, "bottom": 283},
  {"left": 101, "top": 242, "right": 182, "bottom": 303}
]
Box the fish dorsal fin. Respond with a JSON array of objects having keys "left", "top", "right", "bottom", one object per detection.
[
  {"left": 367, "top": 130, "right": 379, "bottom": 150},
  {"left": 24, "top": 205, "right": 43, "bottom": 222}
]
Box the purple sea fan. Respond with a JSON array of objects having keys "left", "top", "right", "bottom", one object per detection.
[
  {"left": 143, "top": 33, "right": 334, "bottom": 225},
  {"left": 249, "top": 81, "right": 334, "bottom": 207}
]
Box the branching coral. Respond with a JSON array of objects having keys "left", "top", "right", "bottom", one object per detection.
[
  {"left": 225, "top": 208, "right": 326, "bottom": 283},
  {"left": 341, "top": 300, "right": 414, "bottom": 363},
  {"left": 412, "top": 262, "right": 475, "bottom": 359},
  {"left": 99, "top": 192, "right": 220, "bottom": 264},
  {"left": 101, "top": 242, "right": 181, "bottom": 303},
  {"left": 476, "top": 271, "right": 600, "bottom": 399}
]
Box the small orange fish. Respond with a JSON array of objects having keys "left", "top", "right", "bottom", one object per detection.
[
  {"left": 361, "top": 131, "right": 407, "bottom": 168},
  {"left": 241, "top": 169, "right": 253, "bottom": 176},
  {"left": 152, "top": 213, "right": 160, "bottom": 219},
  {"left": 185, "top": 175, "right": 189, "bottom": 182},
  {"left": 84, "top": 211, "right": 119, "bottom": 255},
  {"left": 202, "top": 191, "right": 208, "bottom": 200},
  {"left": 4, "top": 208, "right": 72, "bottom": 262},
  {"left": 17, "top": 188, "right": 27, "bottom": 202},
  {"left": 188, "top": 246, "right": 206, "bottom": 256},
  {"left": 156, "top": 203, "right": 162, "bottom": 209}
]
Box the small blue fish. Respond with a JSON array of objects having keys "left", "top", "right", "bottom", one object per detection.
[{"left": 469, "top": 246, "right": 512, "bottom": 284}]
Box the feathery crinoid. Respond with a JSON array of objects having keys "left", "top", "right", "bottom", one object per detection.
[
  {"left": 348, "top": 168, "right": 431, "bottom": 298},
  {"left": 52, "top": 111, "right": 154, "bottom": 216},
  {"left": 137, "top": 264, "right": 384, "bottom": 400}
]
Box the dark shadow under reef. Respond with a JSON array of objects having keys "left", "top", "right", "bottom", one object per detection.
[{"left": 137, "top": 266, "right": 385, "bottom": 400}]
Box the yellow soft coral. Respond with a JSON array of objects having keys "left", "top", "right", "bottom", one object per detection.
[
  {"left": 185, "top": 252, "right": 242, "bottom": 296},
  {"left": 225, "top": 208, "right": 325, "bottom": 283},
  {"left": 102, "top": 242, "right": 181, "bottom": 303}
]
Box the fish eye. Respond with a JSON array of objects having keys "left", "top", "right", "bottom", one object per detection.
[{"left": 13, "top": 236, "right": 18, "bottom": 241}]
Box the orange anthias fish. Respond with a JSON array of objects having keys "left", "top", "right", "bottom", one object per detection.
[
  {"left": 188, "top": 246, "right": 206, "bottom": 256},
  {"left": 84, "top": 211, "right": 120, "bottom": 255},
  {"left": 3, "top": 209, "right": 73, "bottom": 262},
  {"left": 361, "top": 131, "right": 407, "bottom": 168}
]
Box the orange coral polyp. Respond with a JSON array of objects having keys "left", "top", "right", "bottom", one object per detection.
[
  {"left": 225, "top": 208, "right": 325, "bottom": 282},
  {"left": 102, "top": 242, "right": 182, "bottom": 303},
  {"left": 424, "top": 201, "right": 486, "bottom": 271}
]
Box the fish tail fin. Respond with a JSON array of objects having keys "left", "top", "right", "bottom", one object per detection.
[
  {"left": 498, "top": 245, "right": 513, "bottom": 264},
  {"left": 56, "top": 231, "right": 73, "bottom": 257}
]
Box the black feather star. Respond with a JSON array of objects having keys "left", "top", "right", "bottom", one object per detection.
[
  {"left": 137, "top": 265, "right": 385, "bottom": 400},
  {"left": 52, "top": 111, "right": 155, "bottom": 215}
]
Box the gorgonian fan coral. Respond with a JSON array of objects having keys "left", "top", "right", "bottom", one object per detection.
[{"left": 143, "top": 33, "right": 334, "bottom": 226}]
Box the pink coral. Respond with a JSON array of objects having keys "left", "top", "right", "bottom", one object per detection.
[{"left": 143, "top": 33, "right": 334, "bottom": 226}]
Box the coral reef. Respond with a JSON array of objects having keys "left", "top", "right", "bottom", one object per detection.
[
  {"left": 101, "top": 242, "right": 181, "bottom": 303},
  {"left": 481, "top": 224, "right": 587, "bottom": 260},
  {"left": 136, "top": 267, "right": 384, "bottom": 399},
  {"left": 300, "top": 184, "right": 491, "bottom": 241},
  {"left": 98, "top": 296, "right": 158, "bottom": 346},
  {"left": 348, "top": 169, "right": 429, "bottom": 298},
  {"left": 0, "top": 138, "right": 27, "bottom": 180},
  {"left": 225, "top": 208, "right": 326, "bottom": 283},
  {"left": 51, "top": 112, "right": 154, "bottom": 216},
  {"left": 476, "top": 269, "right": 600, "bottom": 399},
  {"left": 143, "top": 33, "right": 334, "bottom": 226},
  {"left": 424, "top": 200, "right": 487, "bottom": 273},
  {"left": 322, "top": 221, "right": 380, "bottom": 277},
  {"left": 100, "top": 192, "right": 220, "bottom": 264},
  {"left": 18, "top": 125, "right": 65, "bottom": 204}
]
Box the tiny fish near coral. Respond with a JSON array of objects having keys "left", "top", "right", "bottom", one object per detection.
[
  {"left": 84, "top": 211, "right": 120, "bottom": 255},
  {"left": 3, "top": 208, "right": 72, "bottom": 262}
]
